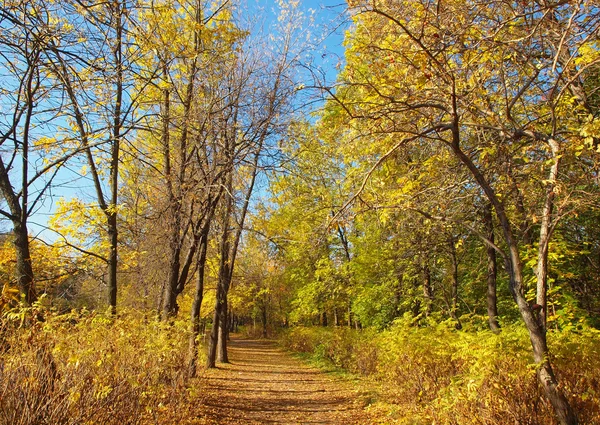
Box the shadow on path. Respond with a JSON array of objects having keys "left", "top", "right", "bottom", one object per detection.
[{"left": 195, "top": 338, "right": 370, "bottom": 425}]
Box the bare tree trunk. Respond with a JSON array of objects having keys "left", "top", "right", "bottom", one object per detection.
[
  {"left": 261, "top": 300, "right": 268, "bottom": 338},
  {"left": 347, "top": 303, "right": 352, "bottom": 327},
  {"left": 13, "top": 221, "right": 36, "bottom": 304},
  {"left": 451, "top": 136, "right": 577, "bottom": 425},
  {"left": 217, "top": 300, "right": 229, "bottom": 362},
  {"left": 483, "top": 202, "right": 500, "bottom": 333},
  {"left": 107, "top": 212, "right": 118, "bottom": 315},
  {"left": 422, "top": 261, "right": 433, "bottom": 317},
  {"left": 0, "top": 168, "right": 37, "bottom": 304},
  {"left": 0, "top": 10, "right": 40, "bottom": 306},
  {"left": 208, "top": 178, "right": 233, "bottom": 367},
  {"left": 188, "top": 221, "right": 210, "bottom": 377},
  {"left": 206, "top": 290, "right": 223, "bottom": 368},
  {"left": 448, "top": 236, "right": 462, "bottom": 330},
  {"left": 160, "top": 1, "right": 203, "bottom": 319},
  {"left": 107, "top": 0, "right": 124, "bottom": 316},
  {"left": 536, "top": 139, "right": 561, "bottom": 331},
  {"left": 216, "top": 145, "right": 262, "bottom": 361},
  {"left": 321, "top": 311, "right": 328, "bottom": 327},
  {"left": 394, "top": 272, "right": 403, "bottom": 318}
]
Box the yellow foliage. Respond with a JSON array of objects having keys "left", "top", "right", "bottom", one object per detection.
[
  {"left": 282, "top": 321, "right": 600, "bottom": 425},
  {"left": 0, "top": 310, "right": 207, "bottom": 424}
]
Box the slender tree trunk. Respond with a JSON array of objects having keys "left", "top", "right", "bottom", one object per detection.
[
  {"left": 13, "top": 222, "right": 36, "bottom": 304},
  {"left": 448, "top": 237, "right": 462, "bottom": 330},
  {"left": 0, "top": 38, "right": 39, "bottom": 306},
  {"left": 0, "top": 164, "right": 36, "bottom": 304},
  {"left": 216, "top": 199, "right": 233, "bottom": 364},
  {"left": 208, "top": 180, "right": 233, "bottom": 367},
  {"left": 451, "top": 135, "right": 577, "bottom": 425},
  {"left": 422, "top": 261, "right": 433, "bottom": 317},
  {"left": 347, "top": 303, "right": 352, "bottom": 327},
  {"left": 216, "top": 144, "right": 262, "bottom": 361},
  {"left": 107, "top": 212, "right": 118, "bottom": 315},
  {"left": 160, "top": 58, "right": 181, "bottom": 319},
  {"left": 483, "top": 202, "right": 500, "bottom": 332},
  {"left": 106, "top": 0, "right": 124, "bottom": 316},
  {"left": 217, "top": 300, "right": 229, "bottom": 362},
  {"left": 393, "top": 272, "right": 403, "bottom": 317},
  {"left": 262, "top": 302, "right": 268, "bottom": 338},
  {"left": 187, "top": 221, "right": 210, "bottom": 377},
  {"left": 160, "top": 1, "right": 202, "bottom": 318},
  {"left": 536, "top": 139, "right": 561, "bottom": 332},
  {"left": 206, "top": 289, "right": 223, "bottom": 368},
  {"left": 162, "top": 230, "right": 182, "bottom": 317},
  {"left": 229, "top": 311, "right": 235, "bottom": 333}
]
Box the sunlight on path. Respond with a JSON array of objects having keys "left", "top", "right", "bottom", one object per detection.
[{"left": 195, "top": 338, "right": 371, "bottom": 424}]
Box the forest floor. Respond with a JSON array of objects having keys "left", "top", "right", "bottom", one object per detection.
[{"left": 193, "top": 337, "right": 374, "bottom": 424}]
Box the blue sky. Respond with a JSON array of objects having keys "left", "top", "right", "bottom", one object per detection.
[{"left": 8, "top": 0, "right": 351, "bottom": 242}]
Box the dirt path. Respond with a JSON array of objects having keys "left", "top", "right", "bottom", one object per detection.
[{"left": 195, "top": 338, "right": 372, "bottom": 425}]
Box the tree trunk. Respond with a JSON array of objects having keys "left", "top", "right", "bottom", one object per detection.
[
  {"left": 187, "top": 222, "right": 210, "bottom": 377},
  {"left": 451, "top": 137, "right": 577, "bottom": 425},
  {"left": 217, "top": 301, "right": 229, "bottom": 363},
  {"left": 422, "top": 261, "right": 433, "bottom": 317},
  {"left": 13, "top": 222, "right": 36, "bottom": 305},
  {"left": 448, "top": 236, "right": 462, "bottom": 330},
  {"left": 206, "top": 291, "right": 222, "bottom": 368},
  {"left": 483, "top": 202, "right": 500, "bottom": 332},
  {"left": 0, "top": 26, "right": 39, "bottom": 307},
  {"left": 107, "top": 0, "right": 124, "bottom": 316},
  {"left": 216, "top": 144, "right": 262, "bottom": 360},
  {"left": 536, "top": 139, "right": 561, "bottom": 332},
  {"left": 229, "top": 312, "right": 235, "bottom": 333},
  {"left": 159, "top": 56, "right": 181, "bottom": 320},
  {"left": 159, "top": 0, "right": 203, "bottom": 318},
  {"left": 261, "top": 302, "right": 268, "bottom": 338},
  {"left": 107, "top": 212, "right": 118, "bottom": 315},
  {"left": 347, "top": 303, "right": 352, "bottom": 327},
  {"left": 394, "top": 272, "right": 403, "bottom": 318},
  {"left": 208, "top": 184, "right": 233, "bottom": 367}
]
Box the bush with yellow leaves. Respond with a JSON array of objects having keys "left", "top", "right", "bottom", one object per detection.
[
  {"left": 281, "top": 316, "right": 600, "bottom": 425},
  {"left": 0, "top": 308, "right": 207, "bottom": 425}
]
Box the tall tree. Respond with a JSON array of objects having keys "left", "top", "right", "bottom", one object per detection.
[
  {"left": 318, "top": 1, "right": 600, "bottom": 423},
  {"left": 206, "top": 0, "right": 304, "bottom": 367},
  {"left": 0, "top": 1, "right": 90, "bottom": 304}
]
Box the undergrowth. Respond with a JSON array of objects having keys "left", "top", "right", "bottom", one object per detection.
[
  {"left": 280, "top": 316, "right": 600, "bottom": 425},
  {"left": 0, "top": 307, "right": 206, "bottom": 425}
]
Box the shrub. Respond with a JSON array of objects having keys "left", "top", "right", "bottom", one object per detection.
[
  {"left": 0, "top": 308, "right": 206, "bottom": 425},
  {"left": 280, "top": 318, "right": 600, "bottom": 425}
]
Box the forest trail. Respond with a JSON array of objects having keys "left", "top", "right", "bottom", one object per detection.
[{"left": 195, "top": 337, "right": 372, "bottom": 425}]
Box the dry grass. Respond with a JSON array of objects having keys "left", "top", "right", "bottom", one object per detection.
[{"left": 0, "top": 309, "right": 203, "bottom": 425}]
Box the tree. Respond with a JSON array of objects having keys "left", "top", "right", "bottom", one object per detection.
[
  {"left": 42, "top": 0, "right": 145, "bottom": 315},
  {"left": 0, "top": 1, "right": 91, "bottom": 305},
  {"left": 204, "top": 0, "right": 303, "bottom": 367},
  {"left": 319, "top": 1, "right": 600, "bottom": 423}
]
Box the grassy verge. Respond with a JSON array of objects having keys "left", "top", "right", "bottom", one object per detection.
[{"left": 279, "top": 317, "right": 600, "bottom": 425}]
